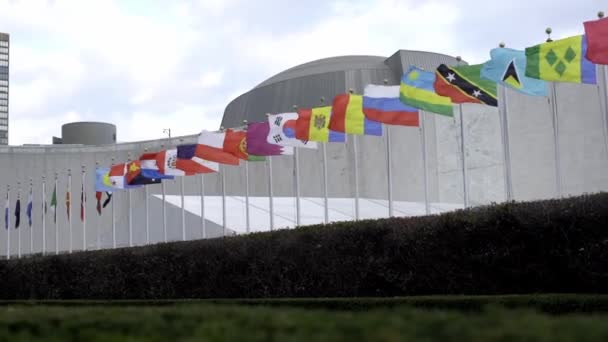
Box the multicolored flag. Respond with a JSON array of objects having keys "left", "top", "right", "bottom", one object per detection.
[
  {"left": 95, "top": 167, "right": 116, "bottom": 192},
  {"left": 103, "top": 192, "right": 112, "bottom": 208},
  {"left": 50, "top": 185, "right": 57, "bottom": 223},
  {"left": 105, "top": 164, "right": 144, "bottom": 189},
  {"left": 125, "top": 160, "right": 173, "bottom": 185},
  {"left": 26, "top": 187, "right": 33, "bottom": 227},
  {"left": 328, "top": 94, "right": 383, "bottom": 135},
  {"left": 140, "top": 146, "right": 219, "bottom": 177},
  {"left": 197, "top": 131, "right": 241, "bottom": 165},
  {"left": 65, "top": 188, "right": 70, "bottom": 222},
  {"left": 481, "top": 48, "right": 548, "bottom": 96},
  {"left": 15, "top": 197, "right": 21, "bottom": 228},
  {"left": 434, "top": 64, "right": 497, "bottom": 106},
  {"left": 80, "top": 183, "right": 85, "bottom": 223},
  {"left": 267, "top": 113, "right": 317, "bottom": 148},
  {"left": 296, "top": 106, "right": 345, "bottom": 142},
  {"left": 246, "top": 122, "right": 294, "bottom": 156},
  {"left": 525, "top": 35, "right": 596, "bottom": 84},
  {"left": 95, "top": 191, "right": 102, "bottom": 216},
  {"left": 4, "top": 192, "right": 8, "bottom": 230},
  {"left": 400, "top": 66, "right": 453, "bottom": 117},
  {"left": 362, "top": 85, "right": 419, "bottom": 126},
  {"left": 584, "top": 17, "right": 608, "bottom": 65},
  {"left": 219, "top": 128, "right": 266, "bottom": 161}
]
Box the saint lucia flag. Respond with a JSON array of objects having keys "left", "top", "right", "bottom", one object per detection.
[{"left": 481, "top": 48, "right": 548, "bottom": 97}]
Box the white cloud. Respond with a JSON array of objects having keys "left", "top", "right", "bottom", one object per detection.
[{"left": 198, "top": 70, "right": 225, "bottom": 89}]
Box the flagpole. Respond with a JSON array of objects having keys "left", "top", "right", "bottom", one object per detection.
[
  {"left": 17, "top": 181, "right": 21, "bottom": 258},
  {"left": 549, "top": 82, "right": 563, "bottom": 198},
  {"left": 54, "top": 173, "right": 58, "bottom": 255},
  {"left": 161, "top": 177, "right": 167, "bottom": 243},
  {"left": 110, "top": 158, "right": 116, "bottom": 249},
  {"left": 267, "top": 155, "right": 274, "bottom": 231},
  {"left": 81, "top": 166, "right": 86, "bottom": 251},
  {"left": 67, "top": 169, "right": 72, "bottom": 253},
  {"left": 42, "top": 175, "right": 46, "bottom": 255},
  {"left": 243, "top": 121, "right": 250, "bottom": 233},
  {"left": 143, "top": 149, "right": 150, "bottom": 245},
  {"left": 459, "top": 104, "right": 470, "bottom": 208},
  {"left": 291, "top": 105, "right": 302, "bottom": 227},
  {"left": 6, "top": 185, "right": 10, "bottom": 260},
  {"left": 95, "top": 161, "right": 100, "bottom": 250},
  {"left": 380, "top": 80, "right": 394, "bottom": 217},
  {"left": 127, "top": 154, "right": 133, "bottom": 247},
  {"left": 200, "top": 173, "right": 206, "bottom": 238},
  {"left": 349, "top": 89, "right": 361, "bottom": 220},
  {"left": 221, "top": 164, "right": 227, "bottom": 236},
  {"left": 180, "top": 175, "right": 186, "bottom": 241},
  {"left": 320, "top": 97, "right": 329, "bottom": 224},
  {"left": 29, "top": 179, "right": 33, "bottom": 255},
  {"left": 420, "top": 112, "right": 431, "bottom": 215}
]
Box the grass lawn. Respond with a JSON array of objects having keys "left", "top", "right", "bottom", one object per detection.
[{"left": 1, "top": 296, "right": 608, "bottom": 341}]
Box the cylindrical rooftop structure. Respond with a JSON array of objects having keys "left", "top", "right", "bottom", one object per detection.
[{"left": 61, "top": 121, "right": 116, "bottom": 145}]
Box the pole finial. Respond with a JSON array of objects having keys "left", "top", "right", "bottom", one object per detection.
[
  {"left": 545, "top": 27, "right": 553, "bottom": 42},
  {"left": 320, "top": 96, "right": 325, "bottom": 104},
  {"left": 499, "top": 42, "right": 506, "bottom": 48},
  {"left": 456, "top": 56, "right": 462, "bottom": 62},
  {"left": 348, "top": 88, "right": 354, "bottom": 94},
  {"left": 243, "top": 119, "right": 248, "bottom": 124},
  {"left": 599, "top": 11, "right": 605, "bottom": 18},
  {"left": 383, "top": 79, "right": 388, "bottom": 85}
]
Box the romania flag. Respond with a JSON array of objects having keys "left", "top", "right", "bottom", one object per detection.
[
  {"left": 400, "top": 66, "right": 453, "bottom": 117},
  {"left": 328, "top": 94, "right": 383, "bottom": 136},
  {"left": 525, "top": 35, "right": 596, "bottom": 84},
  {"left": 296, "top": 106, "right": 345, "bottom": 142}
]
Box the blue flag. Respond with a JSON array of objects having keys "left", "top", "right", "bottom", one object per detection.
[
  {"left": 95, "top": 167, "right": 117, "bottom": 192},
  {"left": 26, "top": 189, "right": 33, "bottom": 227},
  {"left": 14, "top": 198, "right": 20, "bottom": 229},
  {"left": 4, "top": 195, "right": 8, "bottom": 230},
  {"left": 481, "top": 48, "right": 548, "bottom": 97}
]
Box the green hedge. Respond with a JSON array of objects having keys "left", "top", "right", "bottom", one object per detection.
[{"left": 1, "top": 193, "right": 607, "bottom": 299}]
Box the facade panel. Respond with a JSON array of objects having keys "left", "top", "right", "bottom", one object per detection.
[{"left": 0, "top": 32, "right": 7, "bottom": 145}]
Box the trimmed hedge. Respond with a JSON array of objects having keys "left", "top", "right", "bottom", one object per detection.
[{"left": 1, "top": 193, "right": 607, "bottom": 299}]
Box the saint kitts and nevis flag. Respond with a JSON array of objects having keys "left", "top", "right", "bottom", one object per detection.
[
  {"left": 434, "top": 64, "right": 498, "bottom": 106},
  {"left": 328, "top": 93, "right": 383, "bottom": 135},
  {"left": 525, "top": 35, "right": 596, "bottom": 84},
  {"left": 296, "top": 106, "right": 345, "bottom": 142},
  {"left": 481, "top": 48, "right": 548, "bottom": 97},
  {"left": 400, "top": 66, "right": 454, "bottom": 117}
]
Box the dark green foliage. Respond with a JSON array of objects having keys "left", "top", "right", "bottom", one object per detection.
[
  {"left": 0, "top": 193, "right": 607, "bottom": 299},
  {"left": 1, "top": 303, "right": 608, "bottom": 341}
]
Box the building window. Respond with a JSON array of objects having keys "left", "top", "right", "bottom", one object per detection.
[
  {"left": 0, "top": 106, "right": 7, "bottom": 112},
  {"left": 0, "top": 41, "right": 7, "bottom": 47},
  {"left": 0, "top": 61, "right": 7, "bottom": 67},
  {"left": 0, "top": 74, "right": 7, "bottom": 81},
  {"left": 0, "top": 94, "right": 6, "bottom": 99},
  {"left": 0, "top": 47, "right": 7, "bottom": 53},
  {"left": 0, "top": 86, "right": 7, "bottom": 93},
  {"left": 0, "top": 100, "right": 6, "bottom": 105},
  {"left": 0, "top": 113, "right": 7, "bottom": 119},
  {"left": 0, "top": 80, "right": 6, "bottom": 86},
  {"left": 0, "top": 55, "right": 7, "bottom": 61}
]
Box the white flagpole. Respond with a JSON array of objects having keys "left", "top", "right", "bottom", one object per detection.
[
  {"left": 244, "top": 157, "right": 250, "bottom": 234},
  {"left": 221, "top": 165, "right": 227, "bottom": 236},
  {"left": 110, "top": 158, "right": 116, "bottom": 249},
  {"left": 549, "top": 82, "right": 562, "bottom": 197},
  {"left": 67, "top": 169, "right": 72, "bottom": 253},
  {"left": 161, "top": 179, "right": 167, "bottom": 243},
  {"left": 94, "top": 161, "right": 100, "bottom": 250},
  {"left": 17, "top": 181, "right": 21, "bottom": 258},
  {"left": 143, "top": 150, "right": 150, "bottom": 245},
  {"left": 497, "top": 83, "right": 513, "bottom": 201},
  {"left": 420, "top": 112, "right": 431, "bottom": 215},
  {"left": 81, "top": 166, "right": 87, "bottom": 251},
  {"left": 386, "top": 126, "right": 393, "bottom": 217},
  {"left": 200, "top": 173, "right": 206, "bottom": 238},
  {"left": 352, "top": 137, "right": 361, "bottom": 220},
  {"left": 294, "top": 148, "right": 301, "bottom": 226},
  {"left": 54, "top": 174, "right": 58, "bottom": 255},
  {"left": 29, "top": 179, "right": 33, "bottom": 255},
  {"left": 180, "top": 176, "right": 186, "bottom": 241},
  {"left": 127, "top": 154, "right": 133, "bottom": 247},
  {"left": 42, "top": 176, "right": 46, "bottom": 255},
  {"left": 459, "top": 104, "right": 470, "bottom": 207},
  {"left": 603, "top": 65, "right": 608, "bottom": 153},
  {"left": 320, "top": 97, "right": 329, "bottom": 224},
  {"left": 267, "top": 156, "right": 274, "bottom": 231},
  {"left": 6, "top": 185, "right": 10, "bottom": 260}
]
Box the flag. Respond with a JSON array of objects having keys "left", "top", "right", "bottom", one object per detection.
[
  {"left": 434, "top": 64, "right": 497, "bottom": 106},
  {"left": 4, "top": 193, "right": 8, "bottom": 230},
  {"left": 80, "top": 183, "right": 85, "bottom": 222},
  {"left": 400, "top": 66, "right": 453, "bottom": 116},
  {"left": 296, "top": 106, "right": 345, "bottom": 142},
  {"left": 95, "top": 167, "right": 117, "bottom": 192},
  {"left": 50, "top": 184, "right": 57, "bottom": 223},
  {"left": 219, "top": 128, "right": 266, "bottom": 161},
  {"left": 525, "top": 35, "right": 596, "bottom": 84},
  {"left": 103, "top": 192, "right": 112, "bottom": 208},
  {"left": 267, "top": 113, "right": 317, "bottom": 148},
  {"left": 65, "top": 188, "right": 70, "bottom": 222},
  {"left": 140, "top": 147, "right": 219, "bottom": 176},
  {"left": 197, "top": 131, "right": 241, "bottom": 165},
  {"left": 584, "top": 17, "right": 608, "bottom": 65},
  {"left": 328, "top": 94, "right": 383, "bottom": 135},
  {"left": 246, "top": 122, "right": 294, "bottom": 156},
  {"left": 26, "top": 188, "right": 33, "bottom": 227},
  {"left": 362, "top": 85, "right": 420, "bottom": 126},
  {"left": 481, "top": 48, "right": 548, "bottom": 96},
  {"left": 106, "top": 163, "right": 145, "bottom": 189},
  {"left": 125, "top": 160, "right": 173, "bottom": 186},
  {"left": 96, "top": 191, "right": 102, "bottom": 215},
  {"left": 14, "top": 198, "right": 20, "bottom": 229}
]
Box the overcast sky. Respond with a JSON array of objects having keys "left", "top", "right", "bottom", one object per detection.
[{"left": 0, "top": 0, "right": 602, "bottom": 145}]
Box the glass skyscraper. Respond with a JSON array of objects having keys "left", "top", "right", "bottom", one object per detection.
[{"left": 0, "top": 33, "right": 8, "bottom": 145}]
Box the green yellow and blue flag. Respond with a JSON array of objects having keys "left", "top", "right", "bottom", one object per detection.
[
  {"left": 481, "top": 48, "right": 548, "bottom": 96},
  {"left": 400, "top": 66, "right": 453, "bottom": 117}
]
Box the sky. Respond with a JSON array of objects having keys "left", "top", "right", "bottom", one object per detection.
[{"left": 0, "top": 0, "right": 602, "bottom": 145}]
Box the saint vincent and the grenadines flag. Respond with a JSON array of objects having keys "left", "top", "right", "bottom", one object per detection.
[
  {"left": 481, "top": 48, "right": 548, "bottom": 97},
  {"left": 525, "top": 35, "right": 596, "bottom": 84},
  {"left": 328, "top": 94, "right": 383, "bottom": 135},
  {"left": 296, "top": 106, "right": 345, "bottom": 142},
  {"left": 362, "top": 85, "right": 419, "bottom": 126},
  {"left": 434, "top": 64, "right": 497, "bottom": 106},
  {"left": 400, "top": 66, "right": 453, "bottom": 117},
  {"left": 584, "top": 17, "right": 608, "bottom": 65}
]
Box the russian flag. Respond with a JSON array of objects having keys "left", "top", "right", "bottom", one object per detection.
[
  {"left": 362, "top": 85, "right": 419, "bottom": 126},
  {"left": 329, "top": 94, "right": 383, "bottom": 136}
]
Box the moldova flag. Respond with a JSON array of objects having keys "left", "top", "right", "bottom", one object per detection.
[
  {"left": 296, "top": 106, "right": 345, "bottom": 142},
  {"left": 362, "top": 85, "right": 419, "bottom": 126},
  {"left": 328, "top": 94, "right": 383, "bottom": 135},
  {"left": 584, "top": 17, "right": 608, "bottom": 65},
  {"left": 525, "top": 35, "right": 596, "bottom": 84},
  {"left": 400, "top": 66, "right": 453, "bottom": 117},
  {"left": 434, "top": 64, "right": 497, "bottom": 106},
  {"left": 197, "top": 131, "right": 241, "bottom": 165}
]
